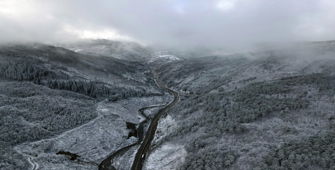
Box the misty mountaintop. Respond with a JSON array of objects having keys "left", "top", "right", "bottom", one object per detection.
[{"left": 58, "top": 39, "right": 152, "bottom": 62}]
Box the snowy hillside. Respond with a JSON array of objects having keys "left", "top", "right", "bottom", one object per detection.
[
  {"left": 148, "top": 51, "right": 181, "bottom": 63},
  {"left": 151, "top": 42, "right": 335, "bottom": 170},
  {"left": 0, "top": 42, "right": 170, "bottom": 170},
  {"left": 2, "top": 40, "right": 335, "bottom": 170},
  {"left": 59, "top": 39, "right": 152, "bottom": 62}
]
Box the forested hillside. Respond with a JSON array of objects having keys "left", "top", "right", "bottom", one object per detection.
[
  {"left": 0, "top": 42, "right": 166, "bottom": 170},
  {"left": 0, "top": 43, "right": 163, "bottom": 99},
  {"left": 59, "top": 39, "right": 152, "bottom": 62},
  {"left": 149, "top": 42, "right": 335, "bottom": 170},
  {"left": 2, "top": 41, "right": 335, "bottom": 170}
]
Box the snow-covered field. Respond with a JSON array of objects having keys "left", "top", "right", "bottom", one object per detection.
[{"left": 14, "top": 95, "right": 172, "bottom": 170}]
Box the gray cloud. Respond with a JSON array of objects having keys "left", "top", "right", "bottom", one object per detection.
[{"left": 1, "top": 0, "right": 335, "bottom": 50}]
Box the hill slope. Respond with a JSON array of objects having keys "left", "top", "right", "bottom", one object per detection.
[
  {"left": 144, "top": 42, "right": 335, "bottom": 170},
  {"left": 60, "top": 39, "right": 152, "bottom": 62},
  {"left": 0, "top": 42, "right": 169, "bottom": 170}
]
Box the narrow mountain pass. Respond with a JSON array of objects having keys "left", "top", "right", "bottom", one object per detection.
[
  {"left": 99, "top": 70, "right": 179, "bottom": 170},
  {"left": 131, "top": 70, "right": 180, "bottom": 170}
]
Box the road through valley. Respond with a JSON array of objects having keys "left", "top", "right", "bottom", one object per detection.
[{"left": 99, "top": 70, "right": 179, "bottom": 170}]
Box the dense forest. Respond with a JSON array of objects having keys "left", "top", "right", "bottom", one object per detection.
[
  {"left": 0, "top": 44, "right": 163, "bottom": 101},
  {"left": 152, "top": 45, "right": 335, "bottom": 170}
]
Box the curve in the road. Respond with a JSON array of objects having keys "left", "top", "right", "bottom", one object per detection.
[
  {"left": 98, "top": 105, "right": 164, "bottom": 170},
  {"left": 28, "top": 156, "right": 38, "bottom": 170},
  {"left": 131, "top": 70, "right": 179, "bottom": 170}
]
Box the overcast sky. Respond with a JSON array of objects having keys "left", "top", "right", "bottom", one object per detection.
[{"left": 1, "top": 0, "right": 335, "bottom": 50}]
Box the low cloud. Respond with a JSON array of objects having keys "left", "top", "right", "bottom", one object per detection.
[{"left": 1, "top": 0, "right": 335, "bottom": 51}]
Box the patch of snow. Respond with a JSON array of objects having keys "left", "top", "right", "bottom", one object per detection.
[
  {"left": 138, "top": 112, "right": 147, "bottom": 123},
  {"left": 143, "top": 144, "right": 186, "bottom": 170},
  {"left": 143, "top": 106, "right": 165, "bottom": 119},
  {"left": 108, "top": 96, "right": 172, "bottom": 124},
  {"left": 153, "top": 115, "right": 177, "bottom": 143},
  {"left": 112, "top": 145, "right": 140, "bottom": 170},
  {"left": 122, "top": 72, "right": 147, "bottom": 84},
  {"left": 68, "top": 48, "right": 83, "bottom": 52},
  {"left": 148, "top": 51, "right": 181, "bottom": 63}
]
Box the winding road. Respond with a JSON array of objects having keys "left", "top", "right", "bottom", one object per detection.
[
  {"left": 98, "top": 105, "right": 163, "bottom": 170},
  {"left": 28, "top": 156, "right": 38, "bottom": 170},
  {"left": 131, "top": 70, "right": 179, "bottom": 170},
  {"left": 99, "top": 70, "right": 179, "bottom": 170}
]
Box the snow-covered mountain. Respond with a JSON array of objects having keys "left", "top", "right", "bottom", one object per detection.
[
  {"left": 148, "top": 51, "right": 181, "bottom": 63},
  {"left": 59, "top": 39, "right": 152, "bottom": 62}
]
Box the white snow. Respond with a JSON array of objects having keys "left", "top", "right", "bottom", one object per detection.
[
  {"left": 13, "top": 101, "right": 138, "bottom": 169},
  {"left": 142, "top": 115, "right": 186, "bottom": 169},
  {"left": 153, "top": 115, "right": 177, "bottom": 143},
  {"left": 107, "top": 96, "right": 172, "bottom": 124},
  {"left": 13, "top": 95, "right": 173, "bottom": 169},
  {"left": 148, "top": 51, "right": 181, "bottom": 63},
  {"left": 68, "top": 48, "right": 83, "bottom": 52},
  {"left": 143, "top": 144, "right": 186, "bottom": 170}
]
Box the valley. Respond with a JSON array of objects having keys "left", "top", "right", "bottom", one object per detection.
[{"left": 1, "top": 40, "right": 335, "bottom": 169}]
